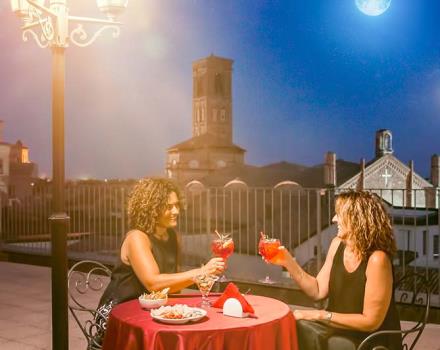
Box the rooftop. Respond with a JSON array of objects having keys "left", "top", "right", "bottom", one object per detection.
[{"left": 0, "top": 261, "right": 438, "bottom": 349}]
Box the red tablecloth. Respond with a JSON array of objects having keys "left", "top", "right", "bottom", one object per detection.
[{"left": 102, "top": 294, "right": 298, "bottom": 350}]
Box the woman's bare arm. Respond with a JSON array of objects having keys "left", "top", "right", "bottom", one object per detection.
[
  {"left": 122, "top": 230, "right": 224, "bottom": 293},
  {"left": 274, "top": 237, "right": 341, "bottom": 300}
]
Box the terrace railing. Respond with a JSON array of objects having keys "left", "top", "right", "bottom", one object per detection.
[{"left": 0, "top": 183, "right": 438, "bottom": 304}]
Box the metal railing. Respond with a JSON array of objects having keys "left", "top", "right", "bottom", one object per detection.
[{"left": 0, "top": 183, "right": 439, "bottom": 303}]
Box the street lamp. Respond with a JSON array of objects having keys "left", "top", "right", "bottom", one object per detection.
[{"left": 10, "top": 1, "right": 127, "bottom": 349}]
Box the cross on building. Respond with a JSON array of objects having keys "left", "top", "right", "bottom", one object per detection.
[{"left": 381, "top": 167, "right": 392, "bottom": 187}]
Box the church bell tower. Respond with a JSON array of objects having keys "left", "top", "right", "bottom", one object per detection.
[
  {"left": 375, "top": 129, "right": 393, "bottom": 158},
  {"left": 192, "top": 55, "right": 233, "bottom": 142}
]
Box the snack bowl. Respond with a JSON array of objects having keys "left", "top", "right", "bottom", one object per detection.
[{"left": 138, "top": 296, "right": 168, "bottom": 309}]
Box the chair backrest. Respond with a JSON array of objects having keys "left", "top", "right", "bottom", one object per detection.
[
  {"left": 394, "top": 272, "right": 432, "bottom": 350},
  {"left": 68, "top": 260, "right": 112, "bottom": 350},
  {"left": 357, "top": 272, "right": 432, "bottom": 350}
]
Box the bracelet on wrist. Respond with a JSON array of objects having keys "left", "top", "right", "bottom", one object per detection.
[{"left": 324, "top": 311, "right": 332, "bottom": 322}]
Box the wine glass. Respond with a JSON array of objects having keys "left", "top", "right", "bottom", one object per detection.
[
  {"left": 258, "top": 233, "right": 281, "bottom": 284},
  {"left": 193, "top": 274, "right": 219, "bottom": 308},
  {"left": 211, "top": 232, "right": 234, "bottom": 282}
]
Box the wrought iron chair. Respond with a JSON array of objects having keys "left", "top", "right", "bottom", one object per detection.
[
  {"left": 68, "top": 260, "right": 112, "bottom": 350},
  {"left": 356, "top": 272, "right": 432, "bottom": 350}
]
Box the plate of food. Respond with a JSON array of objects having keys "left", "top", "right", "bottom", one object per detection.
[
  {"left": 139, "top": 288, "right": 169, "bottom": 309},
  {"left": 150, "top": 304, "right": 207, "bottom": 324}
]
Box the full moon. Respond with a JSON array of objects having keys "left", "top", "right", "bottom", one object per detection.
[{"left": 355, "top": 0, "right": 391, "bottom": 16}]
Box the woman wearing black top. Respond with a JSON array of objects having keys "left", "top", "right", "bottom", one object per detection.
[
  {"left": 99, "top": 177, "right": 224, "bottom": 313},
  {"left": 266, "top": 191, "right": 401, "bottom": 350}
]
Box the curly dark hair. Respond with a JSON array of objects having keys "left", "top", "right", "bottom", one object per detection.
[
  {"left": 127, "top": 178, "right": 181, "bottom": 235},
  {"left": 336, "top": 190, "right": 396, "bottom": 261}
]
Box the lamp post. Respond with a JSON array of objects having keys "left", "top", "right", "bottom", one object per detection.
[{"left": 10, "top": 1, "right": 127, "bottom": 349}]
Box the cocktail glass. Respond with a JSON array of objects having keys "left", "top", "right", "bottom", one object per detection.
[
  {"left": 211, "top": 235, "right": 234, "bottom": 282},
  {"left": 258, "top": 234, "right": 281, "bottom": 284},
  {"left": 194, "top": 274, "right": 219, "bottom": 308}
]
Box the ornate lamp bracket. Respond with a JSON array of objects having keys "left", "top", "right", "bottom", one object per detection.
[
  {"left": 68, "top": 16, "right": 122, "bottom": 48},
  {"left": 17, "top": 0, "right": 124, "bottom": 48}
]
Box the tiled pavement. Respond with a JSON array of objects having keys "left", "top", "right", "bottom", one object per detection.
[{"left": 0, "top": 261, "right": 439, "bottom": 350}]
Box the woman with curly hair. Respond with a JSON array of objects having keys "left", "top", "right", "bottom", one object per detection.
[
  {"left": 266, "top": 190, "right": 401, "bottom": 350},
  {"left": 99, "top": 177, "right": 224, "bottom": 309}
]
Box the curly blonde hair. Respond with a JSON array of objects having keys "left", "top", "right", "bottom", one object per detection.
[
  {"left": 335, "top": 190, "right": 396, "bottom": 261},
  {"left": 127, "top": 178, "right": 181, "bottom": 236}
]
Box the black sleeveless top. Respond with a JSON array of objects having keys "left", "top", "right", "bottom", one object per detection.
[
  {"left": 99, "top": 229, "right": 178, "bottom": 307},
  {"left": 327, "top": 241, "right": 402, "bottom": 349}
]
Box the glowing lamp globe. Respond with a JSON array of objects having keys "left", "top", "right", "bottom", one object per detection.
[
  {"left": 355, "top": 0, "right": 391, "bottom": 16},
  {"left": 96, "top": 0, "right": 128, "bottom": 20}
]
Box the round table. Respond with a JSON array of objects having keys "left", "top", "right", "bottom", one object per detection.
[{"left": 102, "top": 294, "right": 298, "bottom": 350}]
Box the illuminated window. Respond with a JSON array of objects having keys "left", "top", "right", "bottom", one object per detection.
[{"left": 21, "top": 149, "right": 30, "bottom": 163}]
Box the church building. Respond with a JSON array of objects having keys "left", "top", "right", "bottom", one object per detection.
[
  {"left": 164, "top": 56, "right": 438, "bottom": 211},
  {"left": 166, "top": 55, "right": 246, "bottom": 184},
  {"left": 338, "top": 129, "right": 439, "bottom": 208}
]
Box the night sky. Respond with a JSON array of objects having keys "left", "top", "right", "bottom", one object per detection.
[{"left": 1, "top": 0, "right": 439, "bottom": 180}]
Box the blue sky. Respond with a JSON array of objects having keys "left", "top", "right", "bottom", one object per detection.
[{"left": 1, "top": 0, "right": 439, "bottom": 179}]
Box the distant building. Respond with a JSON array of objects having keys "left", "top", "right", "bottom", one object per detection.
[
  {"left": 0, "top": 121, "right": 38, "bottom": 200},
  {"left": 166, "top": 55, "right": 246, "bottom": 184},
  {"left": 164, "top": 56, "right": 438, "bottom": 209},
  {"left": 185, "top": 128, "right": 438, "bottom": 210},
  {"left": 339, "top": 129, "right": 439, "bottom": 208}
]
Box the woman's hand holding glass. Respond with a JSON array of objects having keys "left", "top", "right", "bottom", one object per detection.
[
  {"left": 263, "top": 245, "right": 293, "bottom": 267},
  {"left": 201, "top": 257, "right": 225, "bottom": 276}
]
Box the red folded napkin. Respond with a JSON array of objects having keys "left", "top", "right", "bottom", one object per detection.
[{"left": 212, "top": 282, "right": 255, "bottom": 314}]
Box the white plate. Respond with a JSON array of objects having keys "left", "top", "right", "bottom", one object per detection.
[{"left": 151, "top": 307, "right": 207, "bottom": 324}]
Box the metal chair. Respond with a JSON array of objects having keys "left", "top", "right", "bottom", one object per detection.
[
  {"left": 357, "top": 272, "right": 432, "bottom": 350},
  {"left": 68, "top": 260, "right": 112, "bottom": 350}
]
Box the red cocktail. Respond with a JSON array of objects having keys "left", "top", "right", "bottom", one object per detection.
[
  {"left": 211, "top": 239, "right": 234, "bottom": 260},
  {"left": 258, "top": 237, "right": 281, "bottom": 261},
  {"left": 258, "top": 233, "right": 280, "bottom": 284},
  {"left": 211, "top": 231, "right": 234, "bottom": 282}
]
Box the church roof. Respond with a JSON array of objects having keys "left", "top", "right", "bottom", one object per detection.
[
  {"left": 194, "top": 159, "right": 359, "bottom": 188},
  {"left": 339, "top": 154, "right": 432, "bottom": 189},
  {"left": 193, "top": 54, "right": 233, "bottom": 65},
  {"left": 167, "top": 133, "right": 246, "bottom": 153}
]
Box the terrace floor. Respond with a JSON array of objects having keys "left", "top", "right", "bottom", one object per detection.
[{"left": 0, "top": 261, "right": 439, "bottom": 350}]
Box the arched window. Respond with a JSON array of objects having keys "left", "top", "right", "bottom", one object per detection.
[
  {"left": 384, "top": 133, "right": 392, "bottom": 151},
  {"left": 188, "top": 160, "right": 199, "bottom": 169},
  {"left": 196, "top": 76, "right": 204, "bottom": 97},
  {"left": 220, "top": 109, "right": 226, "bottom": 121},
  {"left": 216, "top": 160, "right": 226, "bottom": 168},
  {"left": 274, "top": 180, "right": 301, "bottom": 190},
  {"left": 214, "top": 73, "right": 224, "bottom": 96},
  {"left": 224, "top": 178, "right": 248, "bottom": 190},
  {"left": 185, "top": 179, "right": 205, "bottom": 193}
]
